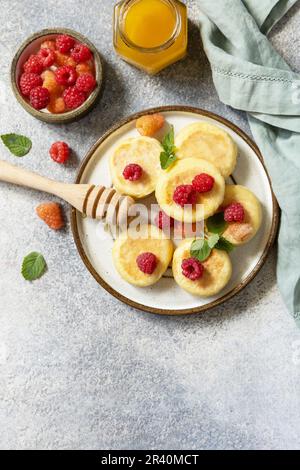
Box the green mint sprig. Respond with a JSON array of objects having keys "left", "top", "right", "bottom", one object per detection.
[
  {"left": 190, "top": 233, "right": 234, "bottom": 262},
  {"left": 205, "top": 211, "right": 234, "bottom": 254},
  {"left": 21, "top": 252, "right": 47, "bottom": 281},
  {"left": 215, "top": 237, "right": 234, "bottom": 253},
  {"left": 190, "top": 234, "right": 219, "bottom": 262},
  {"left": 160, "top": 126, "right": 177, "bottom": 170},
  {"left": 1, "top": 133, "right": 32, "bottom": 157}
]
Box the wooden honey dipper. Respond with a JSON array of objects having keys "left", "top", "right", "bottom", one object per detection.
[{"left": 0, "top": 160, "right": 135, "bottom": 227}]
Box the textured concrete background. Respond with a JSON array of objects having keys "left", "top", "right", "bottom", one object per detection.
[{"left": 0, "top": 0, "right": 300, "bottom": 450}]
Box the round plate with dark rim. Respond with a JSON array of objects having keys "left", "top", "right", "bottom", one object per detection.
[
  {"left": 11, "top": 28, "right": 103, "bottom": 124},
  {"left": 71, "top": 106, "right": 279, "bottom": 315}
]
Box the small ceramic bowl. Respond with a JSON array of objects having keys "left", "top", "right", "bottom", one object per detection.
[{"left": 11, "top": 28, "right": 103, "bottom": 124}]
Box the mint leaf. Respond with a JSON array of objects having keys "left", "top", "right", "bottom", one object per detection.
[
  {"left": 160, "top": 126, "right": 177, "bottom": 169},
  {"left": 21, "top": 252, "right": 47, "bottom": 281},
  {"left": 206, "top": 212, "right": 228, "bottom": 235},
  {"left": 1, "top": 134, "right": 32, "bottom": 157},
  {"left": 191, "top": 234, "right": 223, "bottom": 262},
  {"left": 215, "top": 237, "right": 235, "bottom": 253},
  {"left": 207, "top": 233, "right": 220, "bottom": 249},
  {"left": 162, "top": 125, "right": 174, "bottom": 150},
  {"left": 190, "top": 238, "right": 211, "bottom": 262},
  {"left": 160, "top": 151, "right": 177, "bottom": 170}
]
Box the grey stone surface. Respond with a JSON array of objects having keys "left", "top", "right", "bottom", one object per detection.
[{"left": 0, "top": 0, "right": 300, "bottom": 450}]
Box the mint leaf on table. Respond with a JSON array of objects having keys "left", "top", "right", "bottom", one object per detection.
[
  {"left": 206, "top": 212, "right": 228, "bottom": 235},
  {"left": 160, "top": 125, "right": 177, "bottom": 169},
  {"left": 215, "top": 237, "right": 235, "bottom": 253},
  {"left": 190, "top": 238, "right": 211, "bottom": 262},
  {"left": 21, "top": 252, "right": 47, "bottom": 281},
  {"left": 1, "top": 134, "right": 32, "bottom": 157}
]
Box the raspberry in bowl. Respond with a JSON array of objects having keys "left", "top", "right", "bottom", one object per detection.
[{"left": 11, "top": 28, "right": 103, "bottom": 123}]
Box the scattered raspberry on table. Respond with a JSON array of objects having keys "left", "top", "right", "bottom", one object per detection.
[
  {"left": 36, "top": 202, "right": 64, "bottom": 230},
  {"left": 49, "top": 141, "right": 70, "bottom": 164}
]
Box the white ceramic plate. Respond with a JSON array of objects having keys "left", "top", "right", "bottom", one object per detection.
[{"left": 71, "top": 106, "right": 279, "bottom": 315}]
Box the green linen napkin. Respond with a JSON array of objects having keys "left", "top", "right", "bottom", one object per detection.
[{"left": 198, "top": 0, "right": 300, "bottom": 324}]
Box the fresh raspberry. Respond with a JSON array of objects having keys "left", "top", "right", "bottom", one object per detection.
[
  {"left": 36, "top": 202, "right": 64, "bottom": 230},
  {"left": 122, "top": 163, "right": 143, "bottom": 181},
  {"left": 224, "top": 202, "right": 245, "bottom": 223},
  {"left": 76, "top": 61, "right": 94, "bottom": 76},
  {"left": 155, "top": 210, "right": 174, "bottom": 230},
  {"left": 49, "top": 141, "right": 70, "bottom": 164},
  {"left": 37, "top": 48, "right": 55, "bottom": 68},
  {"left": 19, "top": 73, "right": 42, "bottom": 97},
  {"left": 71, "top": 43, "right": 92, "bottom": 63},
  {"left": 136, "top": 113, "right": 165, "bottom": 137},
  {"left": 136, "top": 252, "right": 157, "bottom": 274},
  {"left": 75, "top": 73, "right": 96, "bottom": 93},
  {"left": 47, "top": 96, "right": 66, "bottom": 114},
  {"left": 192, "top": 173, "right": 215, "bottom": 193},
  {"left": 63, "top": 86, "right": 86, "bottom": 110},
  {"left": 173, "top": 185, "right": 197, "bottom": 207},
  {"left": 41, "top": 40, "right": 56, "bottom": 51},
  {"left": 29, "top": 86, "right": 50, "bottom": 110},
  {"left": 56, "top": 34, "right": 75, "bottom": 53},
  {"left": 55, "top": 65, "right": 77, "bottom": 86},
  {"left": 42, "top": 70, "right": 63, "bottom": 97},
  {"left": 55, "top": 51, "right": 76, "bottom": 67},
  {"left": 182, "top": 258, "right": 204, "bottom": 281},
  {"left": 23, "top": 55, "right": 44, "bottom": 74}
]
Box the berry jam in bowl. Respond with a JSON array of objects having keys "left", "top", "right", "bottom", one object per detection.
[{"left": 11, "top": 28, "right": 103, "bottom": 123}]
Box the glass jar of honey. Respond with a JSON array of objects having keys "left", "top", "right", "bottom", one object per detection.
[{"left": 113, "top": 0, "right": 188, "bottom": 74}]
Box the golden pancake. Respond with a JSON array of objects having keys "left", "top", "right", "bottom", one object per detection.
[
  {"left": 222, "top": 185, "right": 262, "bottom": 245},
  {"left": 175, "top": 122, "right": 238, "bottom": 178},
  {"left": 172, "top": 239, "right": 232, "bottom": 297},
  {"left": 112, "top": 224, "right": 174, "bottom": 287},
  {"left": 110, "top": 137, "right": 163, "bottom": 198}
]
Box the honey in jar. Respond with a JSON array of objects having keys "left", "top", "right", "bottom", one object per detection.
[{"left": 113, "top": 0, "right": 188, "bottom": 74}]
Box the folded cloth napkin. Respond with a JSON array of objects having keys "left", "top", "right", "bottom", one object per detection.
[{"left": 198, "top": 0, "right": 300, "bottom": 324}]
